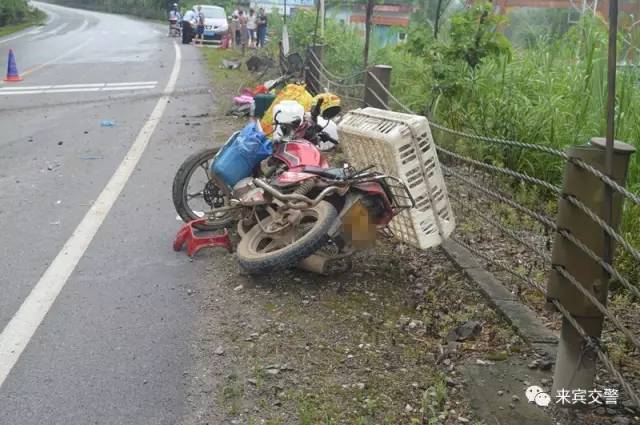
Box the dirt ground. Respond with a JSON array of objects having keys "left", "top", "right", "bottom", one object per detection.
[{"left": 175, "top": 47, "right": 639, "bottom": 425}]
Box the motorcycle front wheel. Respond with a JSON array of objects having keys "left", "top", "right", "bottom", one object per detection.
[
  {"left": 172, "top": 147, "right": 234, "bottom": 231},
  {"left": 236, "top": 201, "right": 337, "bottom": 274}
]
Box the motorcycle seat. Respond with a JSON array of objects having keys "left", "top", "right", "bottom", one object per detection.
[{"left": 301, "top": 166, "right": 347, "bottom": 180}]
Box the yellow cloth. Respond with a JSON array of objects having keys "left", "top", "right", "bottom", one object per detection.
[{"left": 260, "top": 84, "right": 313, "bottom": 135}]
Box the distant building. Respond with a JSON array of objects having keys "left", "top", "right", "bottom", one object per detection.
[{"left": 328, "top": 2, "right": 414, "bottom": 45}]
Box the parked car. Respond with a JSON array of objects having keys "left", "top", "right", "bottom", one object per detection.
[{"left": 196, "top": 5, "right": 228, "bottom": 43}]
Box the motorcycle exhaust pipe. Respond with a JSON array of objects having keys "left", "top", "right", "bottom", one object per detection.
[{"left": 298, "top": 254, "right": 329, "bottom": 275}]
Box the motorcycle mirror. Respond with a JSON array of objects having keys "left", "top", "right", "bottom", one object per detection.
[{"left": 311, "top": 97, "right": 324, "bottom": 120}]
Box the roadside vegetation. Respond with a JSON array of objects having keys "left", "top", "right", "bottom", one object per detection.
[
  {"left": 0, "top": 0, "right": 46, "bottom": 37},
  {"left": 272, "top": 2, "right": 640, "bottom": 287}
]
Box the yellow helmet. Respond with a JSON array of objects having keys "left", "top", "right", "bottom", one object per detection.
[{"left": 312, "top": 93, "right": 341, "bottom": 120}]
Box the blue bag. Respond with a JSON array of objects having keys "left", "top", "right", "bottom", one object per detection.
[{"left": 212, "top": 123, "right": 272, "bottom": 187}]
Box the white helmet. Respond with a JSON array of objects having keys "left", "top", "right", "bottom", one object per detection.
[{"left": 273, "top": 100, "right": 305, "bottom": 140}]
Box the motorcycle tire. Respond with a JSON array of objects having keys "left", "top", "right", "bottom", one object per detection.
[
  {"left": 236, "top": 201, "right": 337, "bottom": 274},
  {"left": 172, "top": 147, "right": 234, "bottom": 231}
]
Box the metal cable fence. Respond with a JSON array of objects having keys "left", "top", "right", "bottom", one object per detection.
[{"left": 301, "top": 48, "right": 640, "bottom": 410}]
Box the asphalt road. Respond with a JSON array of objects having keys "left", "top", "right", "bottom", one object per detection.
[{"left": 0, "top": 2, "right": 220, "bottom": 423}]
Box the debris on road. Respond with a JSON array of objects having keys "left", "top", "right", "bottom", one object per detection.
[
  {"left": 100, "top": 120, "right": 115, "bottom": 127},
  {"left": 221, "top": 59, "right": 240, "bottom": 70}
]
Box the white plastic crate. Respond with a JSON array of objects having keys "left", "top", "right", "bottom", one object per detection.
[{"left": 337, "top": 107, "right": 455, "bottom": 250}]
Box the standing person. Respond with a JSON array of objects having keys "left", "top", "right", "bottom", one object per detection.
[
  {"left": 238, "top": 9, "right": 248, "bottom": 55},
  {"left": 228, "top": 13, "right": 238, "bottom": 48},
  {"left": 247, "top": 8, "right": 257, "bottom": 48},
  {"left": 194, "top": 5, "right": 206, "bottom": 47},
  {"left": 181, "top": 7, "right": 196, "bottom": 44},
  {"left": 168, "top": 3, "right": 179, "bottom": 36},
  {"left": 256, "top": 7, "right": 267, "bottom": 48}
]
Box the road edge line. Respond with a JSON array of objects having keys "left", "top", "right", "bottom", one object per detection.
[{"left": 0, "top": 41, "right": 181, "bottom": 388}]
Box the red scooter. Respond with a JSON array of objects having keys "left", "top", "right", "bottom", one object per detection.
[{"left": 173, "top": 98, "right": 414, "bottom": 273}]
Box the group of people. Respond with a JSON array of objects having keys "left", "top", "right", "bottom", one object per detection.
[
  {"left": 169, "top": 2, "right": 268, "bottom": 49},
  {"left": 228, "top": 8, "right": 268, "bottom": 50}
]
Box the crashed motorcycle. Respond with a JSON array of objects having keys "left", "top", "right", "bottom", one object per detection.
[{"left": 173, "top": 95, "right": 415, "bottom": 273}]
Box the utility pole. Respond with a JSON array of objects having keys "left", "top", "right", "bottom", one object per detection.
[
  {"left": 363, "top": 0, "right": 374, "bottom": 69},
  {"left": 319, "top": 0, "right": 325, "bottom": 38},
  {"left": 434, "top": 0, "right": 443, "bottom": 39}
]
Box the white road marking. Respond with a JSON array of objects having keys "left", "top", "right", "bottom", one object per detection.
[
  {"left": 0, "top": 81, "right": 158, "bottom": 96},
  {"left": 0, "top": 42, "right": 181, "bottom": 388},
  {"left": 76, "top": 19, "right": 89, "bottom": 33},
  {"left": 35, "top": 22, "right": 68, "bottom": 38},
  {"left": 101, "top": 85, "right": 156, "bottom": 92},
  {"left": 0, "top": 26, "right": 42, "bottom": 44},
  {"left": 105, "top": 81, "right": 158, "bottom": 87},
  {"left": 0, "top": 86, "right": 156, "bottom": 95}
]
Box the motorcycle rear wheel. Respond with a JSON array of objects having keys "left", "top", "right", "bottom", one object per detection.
[
  {"left": 172, "top": 147, "right": 234, "bottom": 231},
  {"left": 236, "top": 201, "right": 337, "bottom": 274}
]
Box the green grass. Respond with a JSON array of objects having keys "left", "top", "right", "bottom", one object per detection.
[{"left": 0, "top": 8, "right": 45, "bottom": 38}]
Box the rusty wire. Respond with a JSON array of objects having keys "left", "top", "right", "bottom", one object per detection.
[
  {"left": 317, "top": 55, "right": 640, "bottom": 406},
  {"left": 563, "top": 194, "right": 640, "bottom": 263},
  {"left": 453, "top": 234, "right": 640, "bottom": 407},
  {"left": 552, "top": 266, "right": 640, "bottom": 349},
  {"left": 365, "top": 70, "right": 640, "bottom": 208},
  {"left": 443, "top": 165, "right": 557, "bottom": 230},
  {"left": 448, "top": 191, "right": 553, "bottom": 263},
  {"left": 552, "top": 300, "right": 640, "bottom": 408},
  {"left": 437, "top": 146, "right": 562, "bottom": 195}
]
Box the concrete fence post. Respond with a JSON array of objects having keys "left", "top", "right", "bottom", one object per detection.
[
  {"left": 364, "top": 65, "right": 392, "bottom": 110},
  {"left": 305, "top": 44, "right": 324, "bottom": 95},
  {"left": 548, "top": 137, "right": 635, "bottom": 398}
]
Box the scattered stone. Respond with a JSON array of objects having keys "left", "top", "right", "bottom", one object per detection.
[
  {"left": 404, "top": 404, "right": 413, "bottom": 412},
  {"left": 458, "top": 417, "right": 470, "bottom": 423},
  {"left": 265, "top": 368, "right": 279, "bottom": 376},
  {"left": 247, "top": 378, "right": 257, "bottom": 386},
  {"left": 446, "top": 320, "right": 482, "bottom": 342},
  {"left": 187, "top": 289, "right": 193, "bottom": 295},
  {"left": 361, "top": 312, "right": 372, "bottom": 321},
  {"left": 497, "top": 390, "right": 504, "bottom": 396},
  {"left": 245, "top": 332, "right": 259, "bottom": 341},
  {"left": 538, "top": 359, "right": 554, "bottom": 371},
  {"left": 512, "top": 395, "right": 520, "bottom": 402},
  {"left": 475, "top": 359, "right": 494, "bottom": 366},
  {"left": 233, "top": 285, "right": 243, "bottom": 291},
  {"left": 528, "top": 360, "right": 539, "bottom": 369},
  {"left": 446, "top": 377, "right": 458, "bottom": 387},
  {"left": 354, "top": 382, "right": 365, "bottom": 390},
  {"left": 408, "top": 319, "right": 423, "bottom": 330},
  {"left": 214, "top": 346, "right": 225, "bottom": 356}
]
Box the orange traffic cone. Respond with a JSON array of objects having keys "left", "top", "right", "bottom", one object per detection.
[{"left": 4, "top": 49, "right": 22, "bottom": 82}]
